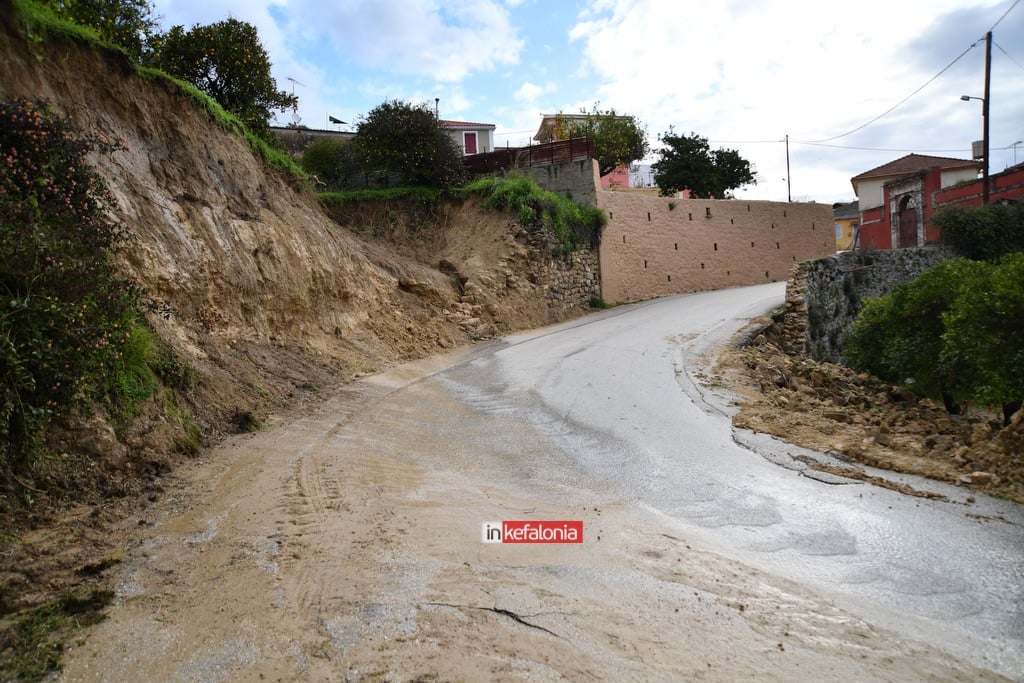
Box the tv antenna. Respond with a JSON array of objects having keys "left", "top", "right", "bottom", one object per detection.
[{"left": 287, "top": 77, "right": 305, "bottom": 125}]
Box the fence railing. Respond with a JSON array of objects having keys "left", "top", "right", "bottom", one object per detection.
[{"left": 462, "top": 137, "right": 594, "bottom": 175}]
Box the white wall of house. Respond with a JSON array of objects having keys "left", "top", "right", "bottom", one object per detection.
[
  {"left": 856, "top": 179, "right": 886, "bottom": 210},
  {"left": 940, "top": 167, "right": 981, "bottom": 188},
  {"left": 444, "top": 127, "right": 494, "bottom": 155}
]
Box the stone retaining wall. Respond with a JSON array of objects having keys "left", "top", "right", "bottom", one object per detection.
[{"left": 782, "top": 246, "right": 951, "bottom": 362}]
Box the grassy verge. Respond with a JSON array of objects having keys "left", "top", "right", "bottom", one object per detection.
[
  {"left": 0, "top": 588, "right": 113, "bottom": 680},
  {"left": 459, "top": 174, "right": 606, "bottom": 256}
]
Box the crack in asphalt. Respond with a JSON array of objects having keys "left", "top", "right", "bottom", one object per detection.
[{"left": 422, "top": 602, "right": 564, "bottom": 639}]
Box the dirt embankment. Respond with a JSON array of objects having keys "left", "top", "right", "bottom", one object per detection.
[
  {"left": 0, "top": 9, "right": 593, "bottom": 669},
  {"left": 718, "top": 327, "right": 1024, "bottom": 504}
]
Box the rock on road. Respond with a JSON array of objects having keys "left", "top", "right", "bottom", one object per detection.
[{"left": 61, "top": 283, "right": 1023, "bottom": 682}]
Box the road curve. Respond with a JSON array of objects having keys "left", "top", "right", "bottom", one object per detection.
[{"left": 61, "top": 283, "right": 1023, "bottom": 682}]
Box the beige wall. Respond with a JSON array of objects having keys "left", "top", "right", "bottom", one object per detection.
[{"left": 597, "top": 192, "right": 835, "bottom": 304}]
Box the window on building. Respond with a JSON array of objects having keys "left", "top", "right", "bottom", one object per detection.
[{"left": 464, "top": 132, "right": 477, "bottom": 155}]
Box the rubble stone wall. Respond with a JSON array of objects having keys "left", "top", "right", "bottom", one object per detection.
[{"left": 782, "top": 246, "right": 951, "bottom": 362}]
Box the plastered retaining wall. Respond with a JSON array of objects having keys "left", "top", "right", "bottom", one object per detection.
[
  {"left": 780, "top": 246, "right": 950, "bottom": 363},
  {"left": 597, "top": 192, "right": 835, "bottom": 303},
  {"left": 521, "top": 158, "right": 601, "bottom": 207}
]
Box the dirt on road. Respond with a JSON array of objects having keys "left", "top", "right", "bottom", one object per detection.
[
  {"left": 716, "top": 325, "right": 1024, "bottom": 505},
  {"left": 5, "top": 345, "right": 1007, "bottom": 682}
]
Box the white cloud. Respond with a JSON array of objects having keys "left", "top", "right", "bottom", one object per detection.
[
  {"left": 514, "top": 81, "right": 556, "bottom": 102},
  {"left": 566, "top": 0, "right": 1013, "bottom": 201},
  {"left": 275, "top": 0, "right": 524, "bottom": 82}
]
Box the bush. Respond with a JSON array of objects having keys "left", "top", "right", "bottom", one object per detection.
[
  {"left": 934, "top": 203, "right": 1024, "bottom": 261},
  {"left": 300, "top": 137, "right": 361, "bottom": 191},
  {"left": 943, "top": 253, "right": 1024, "bottom": 421},
  {"left": 0, "top": 98, "right": 145, "bottom": 469},
  {"left": 846, "top": 257, "right": 1024, "bottom": 419},
  {"left": 461, "top": 174, "right": 606, "bottom": 254}
]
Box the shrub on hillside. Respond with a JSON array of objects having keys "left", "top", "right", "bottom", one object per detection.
[
  {"left": 0, "top": 98, "right": 145, "bottom": 472},
  {"left": 461, "top": 174, "right": 606, "bottom": 255},
  {"left": 934, "top": 202, "right": 1024, "bottom": 261},
  {"left": 356, "top": 100, "right": 468, "bottom": 190},
  {"left": 300, "top": 138, "right": 362, "bottom": 191},
  {"left": 846, "top": 256, "right": 1024, "bottom": 421},
  {"left": 943, "top": 253, "right": 1024, "bottom": 423}
]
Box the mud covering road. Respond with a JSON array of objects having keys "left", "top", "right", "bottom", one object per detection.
[{"left": 59, "top": 284, "right": 1022, "bottom": 682}]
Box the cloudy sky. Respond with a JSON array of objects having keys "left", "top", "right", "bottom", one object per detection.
[{"left": 152, "top": 0, "right": 1024, "bottom": 203}]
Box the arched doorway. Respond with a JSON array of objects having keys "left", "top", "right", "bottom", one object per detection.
[{"left": 897, "top": 195, "right": 918, "bottom": 248}]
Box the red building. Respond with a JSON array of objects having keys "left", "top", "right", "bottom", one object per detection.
[{"left": 850, "top": 154, "right": 1024, "bottom": 250}]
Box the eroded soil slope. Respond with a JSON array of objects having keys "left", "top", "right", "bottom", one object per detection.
[{"left": 0, "top": 11, "right": 593, "bottom": 670}]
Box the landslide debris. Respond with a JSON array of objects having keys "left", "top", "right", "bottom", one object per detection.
[{"left": 720, "top": 331, "right": 1023, "bottom": 504}]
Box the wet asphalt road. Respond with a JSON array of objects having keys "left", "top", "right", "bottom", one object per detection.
[{"left": 422, "top": 282, "right": 1024, "bottom": 678}]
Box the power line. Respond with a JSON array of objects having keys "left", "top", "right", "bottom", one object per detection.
[
  {"left": 804, "top": 41, "right": 979, "bottom": 143},
  {"left": 994, "top": 40, "right": 1024, "bottom": 73},
  {"left": 792, "top": 140, "right": 970, "bottom": 153},
  {"left": 798, "top": 0, "right": 1018, "bottom": 144},
  {"left": 988, "top": 0, "right": 1019, "bottom": 31}
]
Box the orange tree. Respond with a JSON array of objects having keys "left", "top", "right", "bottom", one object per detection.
[
  {"left": 546, "top": 104, "right": 648, "bottom": 178},
  {"left": 41, "top": 0, "right": 159, "bottom": 60},
  {"left": 146, "top": 18, "right": 297, "bottom": 144},
  {"left": 356, "top": 100, "right": 467, "bottom": 190},
  {"left": 652, "top": 130, "right": 755, "bottom": 198}
]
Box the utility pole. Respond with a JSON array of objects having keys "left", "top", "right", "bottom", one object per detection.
[
  {"left": 983, "top": 31, "right": 991, "bottom": 204},
  {"left": 785, "top": 134, "right": 791, "bottom": 203}
]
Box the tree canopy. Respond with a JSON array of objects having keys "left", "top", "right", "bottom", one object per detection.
[
  {"left": 145, "top": 18, "right": 297, "bottom": 143},
  {"left": 43, "top": 0, "right": 159, "bottom": 61},
  {"left": 544, "top": 104, "right": 649, "bottom": 178},
  {"left": 356, "top": 100, "right": 468, "bottom": 190},
  {"left": 651, "top": 130, "right": 755, "bottom": 198},
  {"left": 846, "top": 255, "right": 1024, "bottom": 423}
]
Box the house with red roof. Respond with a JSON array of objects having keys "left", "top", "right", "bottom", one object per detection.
[
  {"left": 851, "top": 154, "right": 980, "bottom": 250},
  {"left": 439, "top": 120, "right": 496, "bottom": 156}
]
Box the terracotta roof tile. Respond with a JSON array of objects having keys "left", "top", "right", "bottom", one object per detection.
[
  {"left": 852, "top": 153, "right": 979, "bottom": 181},
  {"left": 438, "top": 119, "right": 495, "bottom": 129}
]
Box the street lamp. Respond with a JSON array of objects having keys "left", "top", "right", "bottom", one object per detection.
[
  {"left": 960, "top": 94, "right": 989, "bottom": 204},
  {"left": 1012, "top": 140, "right": 1023, "bottom": 166}
]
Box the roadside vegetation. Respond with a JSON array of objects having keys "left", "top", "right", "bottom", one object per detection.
[{"left": 845, "top": 204, "right": 1024, "bottom": 424}]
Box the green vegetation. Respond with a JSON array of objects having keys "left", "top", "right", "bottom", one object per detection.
[
  {"left": 846, "top": 255, "right": 1024, "bottom": 423},
  {"left": 652, "top": 130, "right": 755, "bottom": 198},
  {"left": 0, "top": 97, "right": 145, "bottom": 470},
  {"left": 15, "top": 0, "right": 305, "bottom": 182},
  {"left": 144, "top": 17, "right": 297, "bottom": 145},
  {"left": 40, "top": 0, "right": 158, "bottom": 61},
  {"left": 300, "top": 137, "right": 361, "bottom": 191},
  {"left": 356, "top": 100, "right": 469, "bottom": 190},
  {"left": 0, "top": 587, "right": 114, "bottom": 680},
  {"left": 544, "top": 104, "right": 649, "bottom": 178},
  {"left": 461, "top": 175, "right": 607, "bottom": 255},
  {"left": 14, "top": 0, "right": 117, "bottom": 50},
  {"left": 934, "top": 202, "right": 1024, "bottom": 261},
  {"left": 318, "top": 186, "right": 441, "bottom": 207}
]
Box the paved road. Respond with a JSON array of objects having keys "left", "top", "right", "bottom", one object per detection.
[
  {"left": 61, "top": 282, "right": 1024, "bottom": 681},
  {"left": 429, "top": 282, "right": 1024, "bottom": 677}
]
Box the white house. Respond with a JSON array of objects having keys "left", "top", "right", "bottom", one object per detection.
[{"left": 439, "top": 119, "right": 495, "bottom": 156}]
